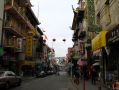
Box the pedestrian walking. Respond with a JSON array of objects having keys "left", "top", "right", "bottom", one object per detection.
[
  {"left": 73, "top": 66, "right": 80, "bottom": 85},
  {"left": 91, "top": 67, "right": 97, "bottom": 84}
]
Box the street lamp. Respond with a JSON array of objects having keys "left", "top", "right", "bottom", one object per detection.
[
  {"left": 51, "top": 38, "right": 56, "bottom": 57},
  {"left": 62, "top": 39, "right": 66, "bottom": 43},
  {"left": 52, "top": 38, "right": 56, "bottom": 49},
  {"left": 52, "top": 38, "right": 56, "bottom": 42}
]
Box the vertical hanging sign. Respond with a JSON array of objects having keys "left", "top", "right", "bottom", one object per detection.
[{"left": 26, "top": 36, "right": 33, "bottom": 56}]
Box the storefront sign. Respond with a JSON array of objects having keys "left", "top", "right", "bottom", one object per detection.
[
  {"left": 107, "top": 25, "right": 119, "bottom": 44},
  {"left": 92, "top": 31, "right": 107, "bottom": 51},
  {"left": 26, "top": 36, "right": 33, "bottom": 56}
]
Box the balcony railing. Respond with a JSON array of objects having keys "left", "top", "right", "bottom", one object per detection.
[
  {"left": 4, "top": 19, "right": 23, "bottom": 38},
  {"left": 4, "top": 37, "right": 17, "bottom": 48},
  {"left": 5, "top": 0, "right": 35, "bottom": 30}
]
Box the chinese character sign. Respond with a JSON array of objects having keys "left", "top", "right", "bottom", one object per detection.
[{"left": 26, "top": 36, "right": 33, "bottom": 56}]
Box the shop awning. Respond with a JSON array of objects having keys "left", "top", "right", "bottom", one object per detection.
[{"left": 92, "top": 31, "right": 107, "bottom": 51}]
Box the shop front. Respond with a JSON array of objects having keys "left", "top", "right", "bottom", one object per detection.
[
  {"left": 92, "top": 31, "right": 107, "bottom": 83},
  {"left": 20, "top": 60, "right": 35, "bottom": 76},
  {"left": 1, "top": 47, "right": 18, "bottom": 73},
  {"left": 106, "top": 25, "right": 119, "bottom": 81}
]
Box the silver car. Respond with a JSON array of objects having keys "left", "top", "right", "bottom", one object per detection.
[{"left": 0, "top": 71, "right": 22, "bottom": 89}]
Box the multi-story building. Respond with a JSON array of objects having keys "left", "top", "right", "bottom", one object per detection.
[
  {"left": 71, "top": 0, "right": 86, "bottom": 63},
  {"left": 94, "top": 0, "right": 119, "bottom": 84},
  {"left": 1, "top": 0, "right": 41, "bottom": 75},
  {"left": 35, "top": 27, "right": 44, "bottom": 64},
  {"left": 3, "top": 0, "right": 28, "bottom": 73},
  {"left": 43, "top": 45, "right": 50, "bottom": 62},
  {"left": 71, "top": 0, "right": 102, "bottom": 78}
]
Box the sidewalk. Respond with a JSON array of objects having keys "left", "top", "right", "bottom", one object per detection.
[{"left": 69, "top": 78, "right": 107, "bottom": 90}]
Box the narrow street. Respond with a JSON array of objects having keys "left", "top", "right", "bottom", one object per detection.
[
  {"left": 1, "top": 0, "right": 119, "bottom": 90},
  {"left": 10, "top": 73, "right": 73, "bottom": 90},
  {"left": 10, "top": 72, "right": 75, "bottom": 90},
  {"left": 10, "top": 71, "right": 107, "bottom": 90}
]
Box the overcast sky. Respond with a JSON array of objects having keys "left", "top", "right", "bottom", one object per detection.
[{"left": 31, "top": 0, "right": 78, "bottom": 57}]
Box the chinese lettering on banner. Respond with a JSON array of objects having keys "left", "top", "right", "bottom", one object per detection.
[{"left": 26, "top": 36, "right": 33, "bottom": 56}]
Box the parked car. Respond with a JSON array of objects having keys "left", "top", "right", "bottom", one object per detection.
[
  {"left": 0, "top": 71, "right": 22, "bottom": 89},
  {"left": 36, "top": 71, "right": 46, "bottom": 78},
  {"left": 46, "top": 70, "right": 54, "bottom": 75}
]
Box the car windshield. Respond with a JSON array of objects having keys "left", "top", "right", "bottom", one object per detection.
[{"left": 0, "top": 72, "right": 4, "bottom": 76}]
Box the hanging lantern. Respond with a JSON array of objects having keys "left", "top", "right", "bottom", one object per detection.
[
  {"left": 52, "top": 38, "right": 56, "bottom": 42},
  {"left": 62, "top": 39, "right": 66, "bottom": 42}
]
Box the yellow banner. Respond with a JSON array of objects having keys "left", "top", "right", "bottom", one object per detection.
[
  {"left": 29, "top": 29, "right": 36, "bottom": 36},
  {"left": 92, "top": 31, "right": 107, "bottom": 51},
  {"left": 26, "top": 36, "right": 33, "bottom": 56}
]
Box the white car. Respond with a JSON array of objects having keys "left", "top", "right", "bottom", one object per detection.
[
  {"left": 0, "top": 71, "right": 22, "bottom": 89},
  {"left": 36, "top": 71, "right": 46, "bottom": 78}
]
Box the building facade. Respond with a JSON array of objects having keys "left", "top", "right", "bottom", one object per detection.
[
  {"left": 0, "top": 0, "right": 4, "bottom": 62},
  {"left": 0, "top": 0, "right": 4, "bottom": 46},
  {"left": 0, "top": 0, "right": 44, "bottom": 76},
  {"left": 94, "top": 0, "right": 119, "bottom": 84}
]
